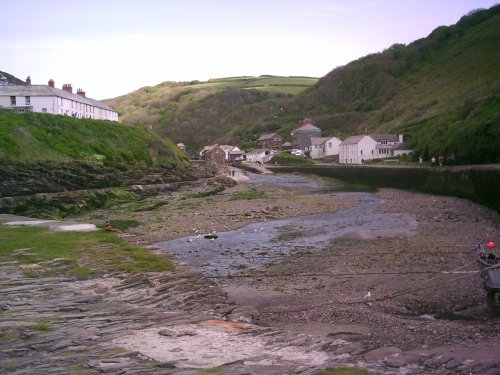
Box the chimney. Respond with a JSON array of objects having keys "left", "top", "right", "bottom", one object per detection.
[
  {"left": 48, "top": 79, "right": 55, "bottom": 88},
  {"left": 62, "top": 84, "right": 73, "bottom": 94},
  {"left": 300, "top": 118, "right": 312, "bottom": 126},
  {"left": 76, "top": 88, "right": 86, "bottom": 97},
  {"left": 26, "top": 76, "right": 31, "bottom": 86}
]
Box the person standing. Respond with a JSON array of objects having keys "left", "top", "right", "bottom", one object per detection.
[{"left": 419, "top": 156, "right": 423, "bottom": 167}]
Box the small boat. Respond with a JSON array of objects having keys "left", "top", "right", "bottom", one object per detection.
[{"left": 478, "top": 247, "right": 500, "bottom": 308}]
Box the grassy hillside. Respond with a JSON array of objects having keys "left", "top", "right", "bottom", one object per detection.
[
  {"left": 105, "top": 6, "right": 499, "bottom": 164},
  {"left": 0, "top": 70, "right": 24, "bottom": 85},
  {"left": 0, "top": 110, "right": 189, "bottom": 169},
  {"left": 104, "top": 76, "right": 317, "bottom": 152},
  {"left": 283, "top": 5, "right": 500, "bottom": 163}
]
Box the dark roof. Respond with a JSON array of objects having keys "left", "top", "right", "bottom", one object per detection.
[
  {"left": 310, "top": 137, "right": 331, "bottom": 146},
  {"left": 0, "top": 85, "right": 115, "bottom": 111},
  {"left": 394, "top": 143, "right": 413, "bottom": 150},
  {"left": 292, "top": 123, "right": 321, "bottom": 134},
  {"left": 368, "top": 134, "right": 400, "bottom": 142},
  {"left": 341, "top": 134, "right": 403, "bottom": 145},
  {"left": 258, "top": 132, "right": 282, "bottom": 141},
  {"left": 340, "top": 135, "right": 366, "bottom": 145}
]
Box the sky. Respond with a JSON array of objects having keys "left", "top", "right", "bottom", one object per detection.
[{"left": 1, "top": 0, "right": 498, "bottom": 99}]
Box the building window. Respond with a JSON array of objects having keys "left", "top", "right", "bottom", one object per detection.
[
  {"left": 25, "top": 96, "right": 31, "bottom": 105},
  {"left": 42, "top": 108, "right": 47, "bottom": 113},
  {"left": 10, "top": 96, "right": 16, "bottom": 105}
]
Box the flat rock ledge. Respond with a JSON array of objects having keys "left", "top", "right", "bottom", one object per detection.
[{"left": 1, "top": 260, "right": 499, "bottom": 374}]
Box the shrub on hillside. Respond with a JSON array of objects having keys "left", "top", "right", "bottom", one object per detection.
[{"left": 271, "top": 152, "right": 315, "bottom": 166}]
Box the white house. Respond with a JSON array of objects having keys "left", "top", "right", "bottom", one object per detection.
[
  {"left": 245, "top": 149, "right": 276, "bottom": 163},
  {"left": 339, "top": 134, "right": 412, "bottom": 164},
  {"left": 324, "top": 136, "right": 342, "bottom": 157},
  {"left": 0, "top": 77, "right": 118, "bottom": 121},
  {"left": 307, "top": 136, "right": 342, "bottom": 160},
  {"left": 308, "top": 137, "right": 331, "bottom": 159},
  {"left": 219, "top": 145, "right": 243, "bottom": 161}
]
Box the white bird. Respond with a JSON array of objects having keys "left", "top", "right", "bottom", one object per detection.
[
  {"left": 188, "top": 238, "right": 193, "bottom": 243},
  {"left": 364, "top": 291, "right": 372, "bottom": 300},
  {"left": 197, "top": 235, "right": 201, "bottom": 239}
]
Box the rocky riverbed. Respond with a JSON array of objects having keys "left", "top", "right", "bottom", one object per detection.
[{"left": 1, "top": 171, "right": 499, "bottom": 374}]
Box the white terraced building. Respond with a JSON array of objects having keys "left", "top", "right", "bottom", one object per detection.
[
  {"left": 0, "top": 76, "right": 118, "bottom": 121},
  {"left": 339, "top": 134, "right": 412, "bottom": 164}
]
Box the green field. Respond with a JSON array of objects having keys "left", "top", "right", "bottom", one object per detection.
[{"left": 189, "top": 76, "right": 318, "bottom": 95}]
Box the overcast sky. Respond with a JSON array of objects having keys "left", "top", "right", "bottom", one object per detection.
[{"left": 1, "top": 0, "right": 497, "bottom": 99}]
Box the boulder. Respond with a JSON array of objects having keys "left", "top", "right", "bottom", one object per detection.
[{"left": 227, "top": 306, "right": 260, "bottom": 324}]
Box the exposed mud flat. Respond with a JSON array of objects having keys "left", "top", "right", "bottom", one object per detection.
[
  {"left": 2, "top": 171, "right": 500, "bottom": 374},
  {"left": 153, "top": 173, "right": 500, "bottom": 373},
  {"left": 156, "top": 193, "right": 418, "bottom": 277}
]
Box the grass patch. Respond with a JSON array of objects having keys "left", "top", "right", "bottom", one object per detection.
[
  {"left": 230, "top": 187, "right": 267, "bottom": 200},
  {"left": 106, "top": 219, "right": 141, "bottom": 230},
  {"left": 0, "top": 224, "right": 173, "bottom": 277},
  {"left": 174, "top": 202, "right": 200, "bottom": 211},
  {"left": 31, "top": 322, "right": 51, "bottom": 332}
]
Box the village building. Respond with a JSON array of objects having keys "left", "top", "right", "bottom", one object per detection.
[
  {"left": 305, "top": 136, "right": 343, "bottom": 160},
  {"left": 245, "top": 149, "right": 277, "bottom": 164},
  {"left": 200, "top": 144, "right": 245, "bottom": 163},
  {"left": 308, "top": 137, "right": 331, "bottom": 159},
  {"left": 257, "top": 132, "right": 284, "bottom": 149},
  {"left": 228, "top": 148, "right": 246, "bottom": 165},
  {"left": 176, "top": 143, "right": 186, "bottom": 152},
  {"left": 393, "top": 143, "right": 414, "bottom": 157},
  {"left": 219, "top": 145, "right": 243, "bottom": 161},
  {"left": 0, "top": 77, "right": 118, "bottom": 121},
  {"left": 324, "top": 136, "right": 342, "bottom": 158},
  {"left": 339, "top": 134, "right": 412, "bottom": 164},
  {"left": 291, "top": 118, "right": 321, "bottom": 151}
]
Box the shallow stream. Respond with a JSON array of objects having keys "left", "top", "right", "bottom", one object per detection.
[{"left": 156, "top": 173, "right": 417, "bottom": 278}]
